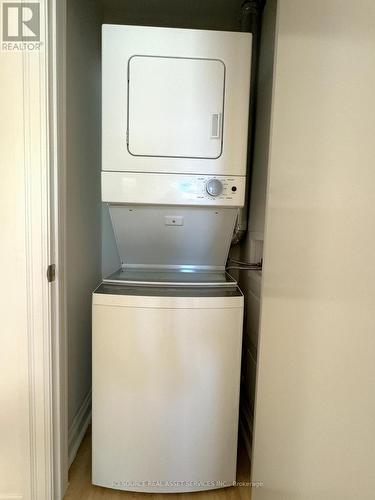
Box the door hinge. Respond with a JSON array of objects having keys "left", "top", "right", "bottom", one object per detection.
[{"left": 47, "top": 264, "right": 56, "bottom": 283}]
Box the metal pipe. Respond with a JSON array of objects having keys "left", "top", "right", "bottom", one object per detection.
[{"left": 231, "top": 0, "right": 265, "bottom": 245}]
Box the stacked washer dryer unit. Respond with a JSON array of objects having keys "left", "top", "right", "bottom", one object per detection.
[{"left": 93, "top": 25, "right": 252, "bottom": 493}]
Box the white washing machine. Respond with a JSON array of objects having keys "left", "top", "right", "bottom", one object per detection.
[
  {"left": 93, "top": 24, "right": 252, "bottom": 493},
  {"left": 92, "top": 282, "right": 243, "bottom": 493}
]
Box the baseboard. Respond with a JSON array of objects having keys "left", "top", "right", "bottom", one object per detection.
[{"left": 68, "top": 390, "right": 92, "bottom": 467}]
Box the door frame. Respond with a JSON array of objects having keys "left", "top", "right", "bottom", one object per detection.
[
  {"left": 24, "top": 0, "right": 69, "bottom": 498},
  {"left": 48, "top": 0, "right": 69, "bottom": 497},
  {"left": 20, "top": 0, "right": 67, "bottom": 498}
]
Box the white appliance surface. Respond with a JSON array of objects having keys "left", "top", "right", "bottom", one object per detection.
[
  {"left": 92, "top": 284, "right": 244, "bottom": 493},
  {"left": 102, "top": 24, "right": 252, "bottom": 176},
  {"left": 108, "top": 205, "right": 237, "bottom": 270},
  {"left": 102, "top": 172, "right": 246, "bottom": 207},
  {"left": 128, "top": 56, "right": 225, "bottom": 159}
]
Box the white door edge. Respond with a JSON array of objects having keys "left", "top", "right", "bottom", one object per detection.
[
  {"left": 22, "top": 0, "right": 55, "bottom": 498},
  {"left": 48, "top": 0, "right": 69, "bottom": 498}
]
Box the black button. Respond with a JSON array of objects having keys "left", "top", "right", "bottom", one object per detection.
[{"left": 231, "top": 186, "right": 237, "bottom": 192}]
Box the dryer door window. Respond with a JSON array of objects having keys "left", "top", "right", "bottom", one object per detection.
[{"left": 127, "top": 56, "right": 225, "bottom": 159}]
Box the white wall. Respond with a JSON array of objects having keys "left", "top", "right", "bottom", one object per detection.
[
  {"left": 66, "top": 0, "right": 102, "bottom": 444},
  {"left": 252, "top": 1, "right": 375, "bottom": 499},
  {"left": 0, "top": 49, "right": 31, "bottom": 500}
]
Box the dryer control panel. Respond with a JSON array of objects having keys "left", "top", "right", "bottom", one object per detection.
[{"left": 102, "top": 172, "right": 246, "bottom": 207}]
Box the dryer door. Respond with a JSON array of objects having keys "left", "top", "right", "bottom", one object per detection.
[{"left": 127, "top": 56, "right": 225, "bottom": 159}]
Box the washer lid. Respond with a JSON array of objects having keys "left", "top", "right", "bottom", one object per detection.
[{"left": 108, "top": 204, "right": 237, "bottom": 270}]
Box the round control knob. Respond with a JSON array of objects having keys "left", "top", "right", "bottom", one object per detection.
[{"left": 206, "top": 178, "right": 223, "bottom": 197}]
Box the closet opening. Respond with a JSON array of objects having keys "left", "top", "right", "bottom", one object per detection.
[{"left": 61, "top": 0, "right": 276, "bottom": 497}]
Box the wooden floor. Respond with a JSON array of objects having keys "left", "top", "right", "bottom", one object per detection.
[{"left": 64, "top": 427, "right": 251, "bottom": 500}]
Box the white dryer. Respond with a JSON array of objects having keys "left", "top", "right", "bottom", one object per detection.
[{"left": 102, "top": 24, "right": 252, "bottom": 177}]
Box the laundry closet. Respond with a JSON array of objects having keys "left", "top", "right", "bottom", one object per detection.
[
  {"left": 59, "top": 0, "right": 375, "bottom": 499},
  {"left": 63, "top": 0, "right": 273, "bottom": 496}
]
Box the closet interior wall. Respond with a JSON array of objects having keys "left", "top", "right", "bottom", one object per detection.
[
  {"left": 66, "top": 0, "right": 101, "bottom": 464},
  {"left": 65, "top": 0, "right": 264, "bottom": 464},
  {"left": 236, "top": 0, "right": 277, "bottom": 455}
]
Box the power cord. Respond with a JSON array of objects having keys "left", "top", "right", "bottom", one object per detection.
[{"left": 226, "top": 258, "right": 262, "bottom": 271}]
